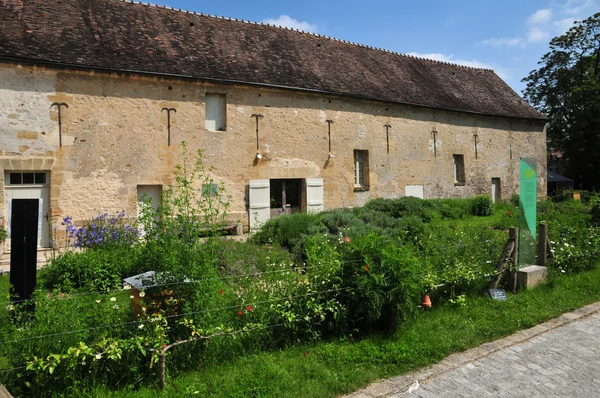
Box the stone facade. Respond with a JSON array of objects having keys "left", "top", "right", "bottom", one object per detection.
[{"left": 0, "top": 60, "right": 546, "bottom": 238}]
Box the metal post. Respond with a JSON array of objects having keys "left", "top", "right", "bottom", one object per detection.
[
  {"left": 538, "top": 223, "right": 547, "bottom": 267},
  {"left": 474, "top": 133, "right": 479, "bottom": 159},
  {"left": 509, "top": 227, "right": 518, "bottom": 292},
  {"left": 161, "top": 107, "right": 176, "bottom": 146},
  {"left": 50, "top": 102, "right": 68, "bottom": 147},
  {"left": 251, "top": 114, "right": 263, "bottom": 152},
  {"left": 432, "top": 130, "right": 438, "bottom": 158},
  {"left": 384, "top": 124, "right": 391, "bottom": 153},
  {"left": 326, "top": 120, "right": 334, "bottom": 153}
]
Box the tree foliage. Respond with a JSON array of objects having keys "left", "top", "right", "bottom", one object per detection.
[{"left": 523, "top": 12, "right": 600, "bottom": 190}]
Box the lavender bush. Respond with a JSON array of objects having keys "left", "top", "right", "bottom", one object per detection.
[{"left": 62, "top": 211, "right": 139, "bottom": 249}]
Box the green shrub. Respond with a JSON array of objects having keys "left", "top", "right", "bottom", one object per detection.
[
  {"left": 338, "top": 233, "right": 421, "bottom": 332},
  {"left": 251, "top": 213, "right": 321, "bottom": 249},
  {"left": 590, "top": 195, "right": 600, "bottom": 224},
  {"left": 510, "top": 193, "right": 520, "bottom": 207},
  {"left": 363, "top": 197, "right": 436, "bottom": 221},
  {"left": 429, "top": 199, "right": 472, "bottom": 219},
  {"left": 40, "top": 246, "right": 141, "bottom": 292},
  {"left": 470, "top": 195, "right": 493, "bottom": 216},
  {"left": 541, "top": 200, "right": 599, "bottom": 274},
  {"left": 319, "top": 209, "right": 356, "bottom": 233}
]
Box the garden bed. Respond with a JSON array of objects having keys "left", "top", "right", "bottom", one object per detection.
[{"left": 1, "top": 194, "right": 598, "bottom": 397}]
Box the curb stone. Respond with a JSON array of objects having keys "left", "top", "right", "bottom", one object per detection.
[{"left": 341, "top": 300, "right": 600, "bottom": 398}]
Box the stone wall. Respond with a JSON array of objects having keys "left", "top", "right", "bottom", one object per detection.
[{"left": 0, "top": 61, "right": 547, "bottom": 234}]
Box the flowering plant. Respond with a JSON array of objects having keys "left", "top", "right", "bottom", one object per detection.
[{"left": 62, "top": 211, "right": 139, "bottom": 249}]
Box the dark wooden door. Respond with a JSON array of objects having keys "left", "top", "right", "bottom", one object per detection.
[{"left": 10, "top": 199, "right": 39, "bottom": 304}]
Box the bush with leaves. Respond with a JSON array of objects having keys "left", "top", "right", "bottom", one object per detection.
[
  {"left": 40, "top": 247, "right": 140, "bottom": 292},
  {"left": 250, "top": 212, "right": 322, "bottom": 250},
  {"left": 470, "top": 195, "right": 493, "bottom": 216},
  {"left": 540, "top": 200, "right": 600, "bottom": 274},
  {"left": 337, "top": 233, "right": 421, "bottom": 332},
  {"left": 590, "top": 194, "right": 600, "bottom": 224}
]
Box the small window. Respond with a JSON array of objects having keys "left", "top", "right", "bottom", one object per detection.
[
  {"left": 453, "top": 154, "right": 465, "bottom": 186},
  {"left": 7, "top": 172, "right": 48, "bottom": 185},
  {"left": 9, "top": 173, "right": 21, "bottom": 184},
  {"left": 22, "top": 173, "right": 34, "bottom": 184},
  {"left": 354, "top": 150, "right": 369, "bottom": 190},
  {"left": 35, "top": 173, "right": 46, "bottom": 184},
  {"left": 202, "top": 183, "right": 219, "bottom": 197},
  {"left": 205, "top": 93, "right": 226, "bottom": 131}
]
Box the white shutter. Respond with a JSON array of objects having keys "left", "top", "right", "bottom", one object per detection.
[
  {"left": 205, "top": 94, "right": 225, "bottom": 131},
  {"left": 405, "top": 185, "right": 424, "bottom": 199},
  {"left": 306, "top": 178, "right": 324, "bottom": 214},
  {"left": 249, "top": 179, "right": 270, "bottom": 230}
]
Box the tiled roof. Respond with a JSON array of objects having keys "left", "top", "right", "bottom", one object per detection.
[{"left": 0, "top": 0, "right": 545, "bottom": 120}]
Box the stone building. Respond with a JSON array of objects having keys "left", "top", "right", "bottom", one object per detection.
[{"left": 0, "top": 0, "right": 546, "bottom": 246}]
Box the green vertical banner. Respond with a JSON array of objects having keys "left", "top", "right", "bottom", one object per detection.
[{"left": 518, "top": 158, "right": 537, "bottom": 267}]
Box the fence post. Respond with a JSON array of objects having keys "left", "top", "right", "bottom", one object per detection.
[
  {"left": 538, "top": 223, "right": 547, "bottom": 267},
  {"left": 509, "top": 227, "right": 518, "bottom": 293}
]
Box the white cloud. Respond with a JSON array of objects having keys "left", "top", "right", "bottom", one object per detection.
[
  {"left": 406, "top": 52, "right": 511, "bottom": 80},
  {"left": 562, "top": 0, "right": 594, "bottom": 15},
  {"left": 529, "top": 8, "right": 553, "bottom": 24},
  {"left": 553, "top": 17, "right": 577, "bottom": 33},
  {"left": 262, "top": 15, "right": 318, "bottom": 33},
  {"left": 527, "top": 27, "right": 550, "bottom": 43},
  {"left": 478, "top": 37, "right": 523, "bottom": 47}
]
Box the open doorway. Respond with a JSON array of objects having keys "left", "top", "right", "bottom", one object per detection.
[
  {"left": 270, "top": 179, "right": 303, "bottom": 218},
  {"left": 491, "top": 178, "right": 501, "bottom": 203},
  {"left": 249, "top": 178, "right": 323, "bottom": 230}
]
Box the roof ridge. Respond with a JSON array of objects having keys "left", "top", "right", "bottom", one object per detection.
[{"left": 118, "top": 0, "right": 494, "bottom": 73}]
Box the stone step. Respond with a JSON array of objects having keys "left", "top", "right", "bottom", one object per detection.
[{"left": 0, "top": 249, "right": 53, "bottom": 275}]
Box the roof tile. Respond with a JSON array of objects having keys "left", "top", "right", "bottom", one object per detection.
[{"left": 0, "top": 0, "right": 545, "bottom": 120}]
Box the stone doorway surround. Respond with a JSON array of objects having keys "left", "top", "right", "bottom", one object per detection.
[{"left": 0, "top": 157, "right": 55, "bottom": 251}]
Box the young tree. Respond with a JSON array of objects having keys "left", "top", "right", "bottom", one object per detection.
[{"left": 523, "top": 12, "right": 600, "bottom": 190}]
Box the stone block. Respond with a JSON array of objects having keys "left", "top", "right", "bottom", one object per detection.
[
  {"left": 17, "top": 131, "right": 39, "bottom": 140},
  {"left": 517, "top": 265, "right": 547, "bottom": 289}
]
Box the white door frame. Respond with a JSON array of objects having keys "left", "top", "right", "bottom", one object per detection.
[{"left": 4, "top": 171, "right": 50, "bottom": 247}]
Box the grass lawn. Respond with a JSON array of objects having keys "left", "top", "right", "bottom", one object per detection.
[{"left": 87, "top": 265, "right": 600, "bottom": 398}]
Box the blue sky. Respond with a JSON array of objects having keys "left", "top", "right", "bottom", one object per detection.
[{"left": 151, "top": 0, "right": 599, "bottom": 96}]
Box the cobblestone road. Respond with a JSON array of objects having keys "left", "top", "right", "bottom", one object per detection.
[{"left": 344, "top": 302, "right": 600, "bottom": 398}]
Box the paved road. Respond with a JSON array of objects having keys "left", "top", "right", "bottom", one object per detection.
[{"left": 345, "top": 302, "right": 600, "bottom": 398}]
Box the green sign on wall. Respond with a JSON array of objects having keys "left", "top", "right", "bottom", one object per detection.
[{"left": 518, "top": 158, "right": 537, "bottom": 266}]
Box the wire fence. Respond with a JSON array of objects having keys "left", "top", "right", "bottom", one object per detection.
[
  {"left": 0, "top": 259, "right": 366, "bottom": 308},
  {"left": 0, "top": 311, "right": 336, "bottom": 377},
  {"left": 0, "top": 286, "right": 352, "bottom": 346},
  {"left": 0, "top": 365, "right": 27, "bottom": 375}
]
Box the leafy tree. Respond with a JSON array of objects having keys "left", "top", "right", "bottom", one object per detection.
[{"left": 523, "top": 12, "right": 600, "bottom": 190}]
